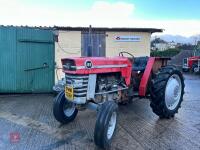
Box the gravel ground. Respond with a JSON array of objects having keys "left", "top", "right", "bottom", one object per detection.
[{"left": 0, "top": 73, "right": 200, "bottom": 150}]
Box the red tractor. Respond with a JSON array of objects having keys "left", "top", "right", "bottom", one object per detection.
[
  {"left": 182, "top": 56, "right": 200, "bottom": 73},
  {"left": 53, "top": 52, "right": 185, "bottom": 149}
]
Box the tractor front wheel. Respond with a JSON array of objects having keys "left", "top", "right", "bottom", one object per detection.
[
  {"left": 150, "top": 66, "right": 185, "bottom": 118},
  {"left": 53, "top": 91, "right": 78, "bottom": 124},
  {"left": 94, "top": 101, "right": 118, "bottom": 149}
]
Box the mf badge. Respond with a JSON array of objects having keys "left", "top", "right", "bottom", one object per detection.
[{"left": 85, "top": 60, "right": 93, "bottom": 69}]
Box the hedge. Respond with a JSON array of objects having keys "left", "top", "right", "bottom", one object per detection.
[{"left": 150, "top": 49, "right": 181, "bottom": 57}]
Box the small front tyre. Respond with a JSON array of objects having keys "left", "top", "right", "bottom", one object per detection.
[
  {"left": 94, "top": 101, "right": 118, "bottom": 149},
  {"left": 53, "top": 91, "right": 78, "bottom": 124}
]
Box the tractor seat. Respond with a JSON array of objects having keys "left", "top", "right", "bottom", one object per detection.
[{"left": 132, "top": 56, "right": 149, "bottom": 72}]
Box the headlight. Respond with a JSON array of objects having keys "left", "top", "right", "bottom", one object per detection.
[{"left": 62, "top": 59, "right": 76, "bottom": 71}]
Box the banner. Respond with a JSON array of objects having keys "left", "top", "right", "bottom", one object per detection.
[{"left": 115, "top": 36, "right": 141, "bottom": 42}]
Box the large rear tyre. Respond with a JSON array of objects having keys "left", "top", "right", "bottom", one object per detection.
[
  {"left": 53, "top": 91, "right": 78, "bottom": 124},
  {"left": 94, "top": 101, "right": 118, "bottom": 149},
  {"left": 150, "top": 66, "right": 185, "bottom": 118}
]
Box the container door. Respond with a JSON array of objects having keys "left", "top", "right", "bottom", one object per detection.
[
  {"left": 16, "top": 28, "right": 55, "bottom": 93},
  {"left": 0, "top": 27, "right": 17, "bottom": 93},
  {"left": 81, "top": 31, "right": 105, "bottom": 57}
]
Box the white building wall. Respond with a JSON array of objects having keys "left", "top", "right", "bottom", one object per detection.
[
  {"left": 55, "top": 31, "right": 81, "bottom": 81},
  {"left": 106, "top": 32, "right": 151, "bottom": 57}
]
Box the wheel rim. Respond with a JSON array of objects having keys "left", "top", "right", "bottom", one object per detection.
[
  {"left": 165, "top": 74, "right": 182, "bottom": 110},
  {"left": 63, "top": 100, "right": 76, "bottom": 117},
  {"left": 194, "top": 67, "right": 199, "bottom": 73},
  {"left": 107, "top": 112, "right": 117, "bottom": 140}
]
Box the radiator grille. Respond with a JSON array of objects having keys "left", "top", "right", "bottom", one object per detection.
[{"left": 65, "top": 74, "right": 88, "bottom": 97}]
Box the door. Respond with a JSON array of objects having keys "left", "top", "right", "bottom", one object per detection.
[
  {"left": 81, "top": 31, "right": 105, "bottom": 57},
  {"left": 0, "top": 27, "right": 17, "bottom": 93},
  {"left": 16, "top": 28, "right": 55, "bottom": 93}
]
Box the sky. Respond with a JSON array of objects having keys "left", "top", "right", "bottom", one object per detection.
[{"left": 1, "top": 0, "right": 200, "bottom": 37}]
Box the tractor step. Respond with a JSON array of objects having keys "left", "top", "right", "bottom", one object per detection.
[{"left": 133, "top": 92, "right": 151, "bottom": 98}]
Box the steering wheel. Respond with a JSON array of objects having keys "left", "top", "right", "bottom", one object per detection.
[{"left": 119, "top": 51, "right": 134, "bottom": 57}]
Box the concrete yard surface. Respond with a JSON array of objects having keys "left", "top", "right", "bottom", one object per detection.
[{"left": 0, "top": 74, "right": 200, "bottom": 150}]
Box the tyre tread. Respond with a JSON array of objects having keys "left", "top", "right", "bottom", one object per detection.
[{"left": 150, "top": 66, "right": 185, "bottom": 118}]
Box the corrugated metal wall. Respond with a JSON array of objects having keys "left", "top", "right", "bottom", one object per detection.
[
  {"left": 0, "top": 27, "right": 17, "bottom": 93},
  {"left": 0, "top": 26, "right": 55, "bottom": 93}
]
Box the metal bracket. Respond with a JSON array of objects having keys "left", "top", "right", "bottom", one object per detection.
[{"left": 87, "top": 74, "right": 97, "bottom": 100}]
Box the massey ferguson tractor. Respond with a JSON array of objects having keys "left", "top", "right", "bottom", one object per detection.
[{"left": 53, "top": 52, "right": 185, "bottom": 149}]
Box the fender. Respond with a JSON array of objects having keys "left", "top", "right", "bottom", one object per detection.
[{"left": 139, "top": 57, "right": 155, "bottom": 96}]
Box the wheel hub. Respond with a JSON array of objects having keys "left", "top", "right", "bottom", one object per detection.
[
  {"left": 107, "top": 112, "right": 117, "bottom": 140},
  {"left": 194, "top": 67, "right": 199, "bottom": 73},
  {"left": 165, "top": 74, "right": 182, "bottom": 110},
  {"left": 174, "top": 86, "right": 179, "bottom": 98},
  {"left": 63, "top": 101, "right": 76, "bottom": 117}
]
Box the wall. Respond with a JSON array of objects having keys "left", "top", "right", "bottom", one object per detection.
[
  {"left": 55, "top": 30, "right": 81, "bottom": 81},
  {"left": 105, "top": 32, "right": 151, "bottom": 57}
]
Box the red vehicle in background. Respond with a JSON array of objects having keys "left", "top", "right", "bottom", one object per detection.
[{"left": 182, "top": 56, "right": 200, "bottom": 73}]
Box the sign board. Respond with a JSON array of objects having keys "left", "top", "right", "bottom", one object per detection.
[{"left": 115, "top": 36, "right": 141, "bottom": 42}]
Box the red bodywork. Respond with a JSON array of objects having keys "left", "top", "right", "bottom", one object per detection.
[
  {"left": 62, "top": 57, "right": 132, "bottom": 85},
  {"left": 139, "top": 57, "right": 155, "bottom": 96},
  {"left": 187, "top": 56, "right": 200, "bottom": 68},
  {"left": 61, "top": 57, "right": 165, "bottom": 97}
]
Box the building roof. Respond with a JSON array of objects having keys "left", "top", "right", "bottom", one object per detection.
[
  {"left": 54, "top": 26, "right": 163, "bottom": 33},
  {"left": 0, "top": 25, "right": 163, "bottom": 33},
  {"left": 0, "top": 25, "right": 52, "bottom": 30}
]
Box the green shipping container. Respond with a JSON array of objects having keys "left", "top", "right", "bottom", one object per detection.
[{"left": 0, "top": 26, "right": 55, "bottom": 93}]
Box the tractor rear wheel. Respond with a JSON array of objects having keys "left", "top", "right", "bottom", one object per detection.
[
  {"left": 94, "top": 101, "right": 118, "bottom": 149},
  {"left": 150, "top": 66, "right": 185, "bottom": 118}
]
